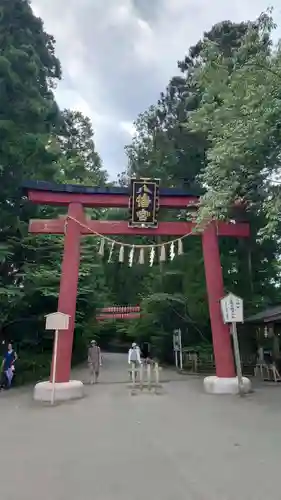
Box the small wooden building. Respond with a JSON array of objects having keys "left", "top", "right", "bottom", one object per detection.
[{"left": 245, "top": 305, "right": 281, "bottom": 366}]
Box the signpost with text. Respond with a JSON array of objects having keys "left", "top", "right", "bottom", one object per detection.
[
  {"left": 45, "top": 312, "right": 70, "bottom": 405},
  {"left": 173, "top": 329, "right": 183, "bottom": 370},
  {"left": 220, "top": 293, "right": 244, "bottom": 395}
]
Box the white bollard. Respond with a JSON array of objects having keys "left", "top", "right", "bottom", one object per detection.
[
  {"left": 139, "top": 363, "right": 143, "bottom": 390},
  {"left": 147, "top": 363, "right": 151, "bottom": 390},
  {"left": 131, "top": 363, "right": 139, "bottom": 395},
  {"left": 131, "top": 363, "right": 136, "bottom": 386},
  {"left": 154, "top": 362, "right": 159, "bottom": 386}
]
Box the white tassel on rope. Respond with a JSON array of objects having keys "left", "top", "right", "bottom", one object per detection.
[
  {"left": 170, "top": 241, "right": 175, "bottom": 261},
  {"left": 138, "top": 247, "right": 145, "bottom": 265},
  {"left": 98, "top": 238, "right": 105, "bottom": 257},
  {"left": 108, "top": 241, "right": 115, "bottom": 263},
  {"left": 119, "top": 245, "right": 124, "bottom": 263},
  {"left": 159, "top": 244, "right": 166, "bottom": 262},
  {"left": 177, "top": 239, "right": 183, "bottom": 256},
  {"left": 128, "top": 246, "right": 135, "bottom": 267},
  {"left": 149, "top": 246, "right": 155, "bottom": 267}
]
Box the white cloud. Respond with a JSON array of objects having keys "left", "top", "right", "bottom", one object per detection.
[
  {"left": 119, "top": 121, "right": 136, "bottom": 137},
  {"left": 55, "top": 90, "right": 92, "bottom": 118},
  {"left": 31, "top": 0, "right": 281, "bottom": 178}
]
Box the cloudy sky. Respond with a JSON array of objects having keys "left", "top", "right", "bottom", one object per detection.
[{"left": 31, "top": 0, "right": 281, "bottom": 179}]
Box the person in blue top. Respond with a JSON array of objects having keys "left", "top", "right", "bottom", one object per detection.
[{"left": 1, "top": 343, "right": 17, "bottom": 389}]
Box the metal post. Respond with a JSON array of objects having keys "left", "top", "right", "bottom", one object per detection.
[
  {"left": 139, "top": 363, "right": 143, "bottom": 390},
  {"left": 131, "top": 363, "right": 136, "bottom": 387},
  {"left": 179, "top": 329, "right": 183, "bottom": 370},
  {"left": 51, "top": 329, "right": 59, "bottom": 405},
  {"left": 147, "top": 363, "right": 151, "bottom": 390},
  {"left": 154, "top": 362, "right": 159, "bottom": 386},
  {"left": 231, "top": 322, "right": 244, "bottom": 396},
  {"left": 175, "top": 350, "right": 178, "bottom": 369},
  {"left": 179, "top": 350, "right": 183, "bottom": 371}
]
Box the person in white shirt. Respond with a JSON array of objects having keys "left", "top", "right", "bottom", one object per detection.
[
  {"left": 128, "top": 342, "right": 141, "bottom": 380},
  {"left": 88, "top": 340, "right": 102, "bottom": 384}
]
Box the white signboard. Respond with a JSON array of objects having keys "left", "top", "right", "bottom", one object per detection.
[
  {"left": 45, "top": 312, "right": 70, "bottom": 331},
  {"left": 220, "top": 293, "right": 244, "bottom": 324},
  {"left": 173, "top": 329, "right": 183, "bottom": 370},
  {"left": 173, "top": 330, "right": 180, "bottom": 351},
  {"left": 45, "top": 312, "right": 71, "bottom": 405}
]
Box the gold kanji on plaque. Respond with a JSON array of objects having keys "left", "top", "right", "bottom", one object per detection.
[
  {"left": 136, "top": 209, "right": 151, "bottom": 222},
  {"left": 129, "top": 178, "right": 160, "bottom": 228},
  {"left": 135, "top": 184, "right": 152, "bottom": 209}
]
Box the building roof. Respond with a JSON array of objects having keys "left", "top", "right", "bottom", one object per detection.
[{"left": 246, "top": 305, "right": 281, "bottom": 324}]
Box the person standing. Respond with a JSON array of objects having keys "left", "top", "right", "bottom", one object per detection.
[
  {"left": 88, "top": 340, "right": 102, "bottom": 384},
  {"left": 1, "top": 343, "right": 17, "bottom": 390},
  {"left": 128, "top": 342, "right": 141, "bottom": 380}
]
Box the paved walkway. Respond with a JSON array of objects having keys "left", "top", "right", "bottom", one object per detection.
[{"left": 1, "top": 353, "right": 281, "bottom": 500}]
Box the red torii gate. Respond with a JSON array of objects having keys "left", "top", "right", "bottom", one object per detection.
[{"left": 23, "top": 181, "right": 250, "bottom": 390}]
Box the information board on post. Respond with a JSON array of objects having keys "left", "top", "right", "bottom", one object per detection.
[
  {"left": 220, "top": 292, "right": 244, "bottom": 324},
  {"left": 45, "top": 312, "right": 70, "bottom": 405},
  {"left": 220, "top": 293, "right": 244, "bottom": 395},
  {"left": 173, "top": 329, "right": 183, "bottom": 370}
]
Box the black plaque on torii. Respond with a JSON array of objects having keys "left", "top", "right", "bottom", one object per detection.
[{"left": 128, "top": 178, "right": 160, "bottom": 228}]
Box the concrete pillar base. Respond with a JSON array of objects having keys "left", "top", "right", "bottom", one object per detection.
[
  {"left": 33, "top": 380, "right": 84, "bottom": 403},
  {"left": 203, "top": 376, "right": 251, "bottom": 395}
]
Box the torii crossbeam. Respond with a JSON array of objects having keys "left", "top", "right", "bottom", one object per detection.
[{"left": 23, "top": 180, "right": 250, "bottom": 387}]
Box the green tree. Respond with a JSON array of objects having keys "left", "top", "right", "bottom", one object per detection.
[
  {"left": 122, "top": 17, "right": 281, "bottom": 357},
  {"left": 55, "top": 110, "right": 108, "bottom": 185},
  {"left": 0, "top": 2, "right": 109, "bottom": 377},
  {"left": 188, "top": 12, "right": 281, "bottom": 237},
  {"left": 23, "top": 109, "right": 109, "bottom": 359},
  {"left": 0, "top": 0, "right": 61, "bottom": 333}
]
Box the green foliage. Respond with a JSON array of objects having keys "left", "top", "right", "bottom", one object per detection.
[
  {"left": 0, "top": 0, "right": 61, "bottom": 339},
  {"left": 0, "top": 1, "right": 109, "bottom": 382},
  {"left": 54, "top": 109, "right": 108, "bottom": 185},
  {"left": 121, "top": 15, "right": 281, "bottom": 354},
  {"left": 188, "top": 11, "right": 281, "bottom": 239}
]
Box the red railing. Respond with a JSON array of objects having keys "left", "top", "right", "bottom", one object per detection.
[
  {"left": 96, "top": 306, "right": 141, "bottom": 321},
  {"left": 98, "top": 306, "right": 140, "bottom": 313}
]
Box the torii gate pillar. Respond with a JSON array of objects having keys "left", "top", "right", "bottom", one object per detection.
[
  {"left": 203, "top": 222, "right": 235, "bottom": 378},
  {"left": 33, "top": 202, "right": 85, "bottom": 403},
  {"left": 202, "top": 222, "right": 251, "bottom": 395},
  {"left": 51, "top": 202, "right": 83, "bottom": 383}
]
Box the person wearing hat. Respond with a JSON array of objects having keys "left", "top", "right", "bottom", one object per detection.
[
  {"left": 88, "top": 340, "right": 102, "bottom": 384},
  {"left": 128, "top": 342, "right": 141, "bottom": 380}
]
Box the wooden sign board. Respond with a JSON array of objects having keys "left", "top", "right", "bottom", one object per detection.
[
  {"left": 45, "top": 312, "right": 70, "bottom": 331},
  {"left": 220, "top": 293, "right": 244, "bottom": 324}
]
